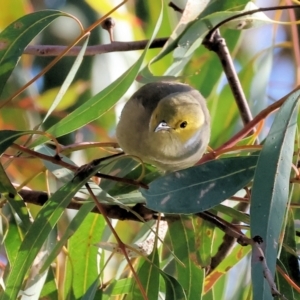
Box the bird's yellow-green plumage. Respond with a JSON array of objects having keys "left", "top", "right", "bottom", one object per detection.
[{"left": 116, "top": 81, "right": 210, "bottom": 171}]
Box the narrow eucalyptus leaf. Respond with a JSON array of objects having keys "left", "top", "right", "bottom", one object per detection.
[
  {"left": 0, "top": 10, "right": 66, "bottom": 96},
  {"left": 250, "top": 89, "right": 300, "bottom": 299}
]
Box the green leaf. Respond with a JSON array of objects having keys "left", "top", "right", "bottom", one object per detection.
[
  {"left": 172, "top": 0, "right": 246, "bottom": 60},
  {"left": 193, "top": 217, "right": 214, "bottom": 268},
  {"left": 161, "top": 272, "right": 186, "bottom": 300},
  {"left": 211, "top": 274, "right": 227, "bottom": 300},
  {"left": 169, "top": 217, "right": 205, "bottom": 299},
  {"left": 205, "top": 237, "right": 251, "bottom": 294},
  {"left": 132, "top": 250, "right": 160, "bottom": 300},
  {"left": 0, "top": 10, "right": 67, "bottom": 96},
  {"left": 2, "top": 205, "right": 24, "bottom": 264},
  {"left": 64, "top": 214, "right": 105, "bottom": 299},
  {"left": 31, "top": 1, "right": 164, "bottom": 147},
  {"left": 41, "top": 35, "right": 89, "bottom": 124},
  {"left": 40, "top": 202, "right": 95, "bottom": 273},
  {"left": 81, "top": 276, "right": 103, "bottom": 300},
  {"left": 104, "top": 278, "right": 134, "bottom": 296},
  {"left": 0, "top": 130, "right": 40, "bottom": 228},
  {"left": 276, "top": 210, "right": 299, "bottom": 299},
  {"left": 142, "top": 156, "right": 258, "bottom": 213},
  {"left": 40, "top": 269, "right": 58, "bottom": 300},
  {"left": 39, "top": 269, "right": 59, "bottom": 300},
  {"left": 35, "top": 144, "right": 76, "bottom": 182},
  {"left": 250, "top": 89, "right": 300, "bottom": 300},
  {"left": 140, "top": 1, "right": 248, "bottom": 79},
  {"left": 276, "top": 259, "right": 295, "bottom": 300},
  {"left": 214, "top": 204, "right": 250, "bottom": 224},
  {"left": 99, "top": 157, "right": 144, "bottom": 194},
  {"left": 0, "top": 130, "right": 31, "bottom": 153},
  {"left": 223, "top": 2, "right": 280, "bottom": 30},
  {"left": 99, "top": 157, "right": 160, "bottom": 198},
  {"left": 21, "top": 229, "right": 57, "bottom": 299},
  {"left": 0, "top": 163, "right": 31, "bottom": 229},
  {"left": 35, "top": 144, "right": 120, "bottom": 205},
  {"left": 279, "top": 210, "right": 300, "bottom": 286},
  {"left": 0, "top": 163, "right": 102, "bottom": 300}
]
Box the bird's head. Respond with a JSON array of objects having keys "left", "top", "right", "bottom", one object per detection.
[{"left": 149, "top": 92, "right": 206, "bottom": 146}]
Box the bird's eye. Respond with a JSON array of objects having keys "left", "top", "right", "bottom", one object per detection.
[{"left": 180, "top": 121, "right": 188, "bottom": 128}]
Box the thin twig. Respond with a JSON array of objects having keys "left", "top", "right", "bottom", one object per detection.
[
  {"left": 20, "top": 5, "right": 300, "bottom": 58},
  {"left": 209, "top": 202, "right": 250, "bottom": 272},
  {"left": 23, "top": 38, "right": 168, "bottom": 57},
  {"left": 198, "top": 85, "right": 300, "bottom": 164},
  {"left": 168, "top": 1, "right": 184, "bottom": 13},
  {"left": 276, "top": 264, "right": 300, "bottom": 293},
  {"left": 205, "top": 5, "right": 300, "bottom": 41},
  {"left": 197, "top": 211, "right": 251, "bottom": 246},
  {"left": 85, "top": 183, "right": 148, "bottom": 300},
  {"left": 11, "top": 144, "right": 147, "bottom": 189}
]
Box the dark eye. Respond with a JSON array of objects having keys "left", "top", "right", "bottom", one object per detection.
[{"left": 180, "top": 121, "right": 188, "bottom": 128}]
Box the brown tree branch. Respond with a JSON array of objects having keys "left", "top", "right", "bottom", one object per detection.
[
  {"left": 16, "top": 188, "right": 253, "bottom": 249},
  {"left": 18, "top": 189, "right": 155, "bottom": 222},
  {"left": 23, "top": 38, "right": 168, "bottom": 57},
  {"left": 20, "top": 5, "right": 300, "bottom": 58},
  {"left": 203, "top": 29, "right": 254, "bottom": 127}
]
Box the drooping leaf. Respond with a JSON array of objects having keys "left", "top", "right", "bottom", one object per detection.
[
  {"left": 0, "top": 130, "right": 41, "bottom": 228},
  {"left": 31, "top": 1, "right": 164, "bottom": 147},
  {"left": 104, "top": 278, "right": 134, "bottom": 297},
  {"left": 40, "top": 202, "right": 95, "bottom": 273},
  {"left": 41, "top": 36, "right": 89, "bottom": 124},
  {"left": 161, "top": 272, "right": 186, "bottom": 300},
  {"left": 139, "top": 1, "right": 249, "bottom": 80},
  {"left": 0, "top": 130, "right": 31, "bottom": 153},
  {"left": 64, "top": 214, "right": 105, "bottom": 299},
  {"left": 142, "top": 156, "right": 258, "bottom": 213},
  {"left": 276, "top": 210, "right": 300, "bottom": 299},
  {"left": 1, "top": 163, "right": 103, "bottom": 300},
  {"left": 0, "top": 163, "right": 31, "bottom": 229},
  {"left": 39, "top": 268, "right": 59, "bottom": 300},
  {"left": 204, "top": 239, "right": 251, "bottom": 293},
  {"left": 193, "top": 217, "right": 214, "bottom": 268},
  {"left": 132, "top": 250, "right": 160, "bottom": 300},
  {"left": 250, "top": 89, "right": 300, "bottom": 300},
  {"left": 0, "top": 10, "right": 68, "bottom": 96},
  {"left": 169, "top": 217, "right": 205, "bottom": 299}
]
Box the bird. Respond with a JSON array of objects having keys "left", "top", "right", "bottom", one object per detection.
[{"left": 116, "top": 81, "right": 210, "bottom": 172}]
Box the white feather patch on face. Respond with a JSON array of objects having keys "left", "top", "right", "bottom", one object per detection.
[{"left": 182, "top": 126, "right": 202, "bottom": 148}]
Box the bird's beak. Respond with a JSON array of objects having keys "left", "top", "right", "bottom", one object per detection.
[{"left": 154, "top": 121, "right": 171, "bottom": 132}]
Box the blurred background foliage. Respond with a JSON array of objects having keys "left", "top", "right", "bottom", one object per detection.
[{"left": 0, "top": 0, "right": 299, "bottom": 299}]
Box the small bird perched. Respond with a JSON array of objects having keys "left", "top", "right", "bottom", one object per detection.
[{"left": 116, "top": 81, "right": 210, "bottom": 172}]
